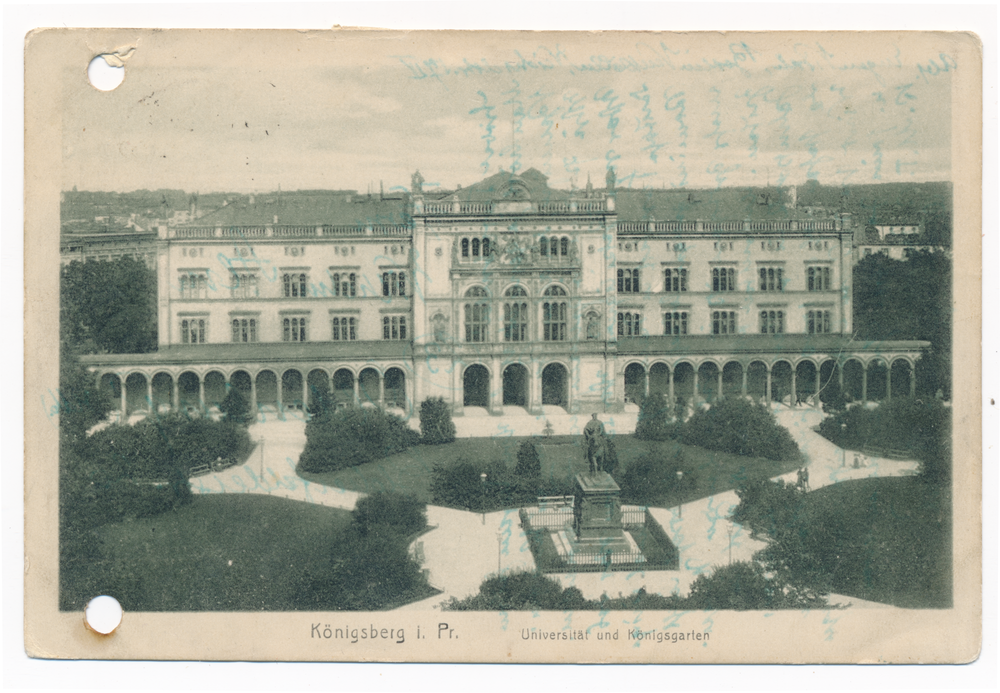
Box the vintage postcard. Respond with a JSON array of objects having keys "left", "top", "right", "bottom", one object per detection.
[{"left": 24, "top": 29, "right": 981, "bottom": 663}]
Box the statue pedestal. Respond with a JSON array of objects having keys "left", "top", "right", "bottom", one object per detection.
[{"left": 573, "top": 472, "right": 631, "bottom": 551}]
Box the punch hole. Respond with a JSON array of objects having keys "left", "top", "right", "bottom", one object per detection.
[
  {"left": 84, "top": 595, "right": 123, "bottom": 635},
  {"left": 87, "top": 54, "right": 125, "bottom": 91}
]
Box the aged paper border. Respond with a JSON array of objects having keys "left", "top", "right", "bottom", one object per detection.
[{"left": 19, "top": 20, "right": 985, "bottom": 673}]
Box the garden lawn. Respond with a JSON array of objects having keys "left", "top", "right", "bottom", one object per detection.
[
  {"left": 63, "top": 495, "right": 382, "bottom": 611},
  {"left": 799, "top": 477, "right": 951, "bottom": 608},
  {"left": 299, "top": 435, "right": 799, "bottom": 509}
]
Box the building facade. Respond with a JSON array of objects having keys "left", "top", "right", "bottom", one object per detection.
[{"left": 82, "top": 169, "right": 928, "bottom": 419}]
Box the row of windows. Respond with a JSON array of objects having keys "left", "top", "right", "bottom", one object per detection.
[
  {"left": 615, "top": 309, "right": 833, "bottom": 337},
  {"left": 180, "top": 315, "right": 408, "bottom": 344},
  {"left": 180, "top": 272, "right": 406, "bottom": 300},
  {"left": 460, "top": 237, "right": 492, "bottom": 258},
  {"left": 618, "top": 266, "right": 835, "bottom": 295}
]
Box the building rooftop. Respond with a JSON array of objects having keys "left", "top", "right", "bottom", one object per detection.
[{"left": 188, "top": 190, "right": 409, "bottom": 228}]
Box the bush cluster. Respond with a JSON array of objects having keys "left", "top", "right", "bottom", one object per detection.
[
  {"left": 298, "top": 406, "right": 419, "bottom": 473},
  {"left": 680, "top": 397, "right": 800, "bottom": 462},
  {"left": 634, "top": 395, "right": 681, "bottom": 441},
  {"left": 219, "top": 388, "right": 255, "bottom": 426},
  {"left": 299, "top": 492, "right": 431, "bottom": 610},
  {"left": 818, "top": 397, "right": 950, "bottom": 482},
  {"left": 430, "top": 458, "right": 538, "bottom": 511},
  {"left": 419, "top": 397, "right": 456, "bottom": 444},
  {"left": 614, "top": 448, "right": 696, "bottom": 506}
]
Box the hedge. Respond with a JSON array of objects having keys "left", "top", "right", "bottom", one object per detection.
[
  {"left": 419, "top": 397, "right": 456, "bottom": 445},
  {"left": 680, "top": 397, "right": 800, "bottom": 462},
  {"left": 298, "top": 406, "right": 419, "bottom": 473}
]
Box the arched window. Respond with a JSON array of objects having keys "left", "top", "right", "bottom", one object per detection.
[
  {"left": 471, "top": 238, "right": 480, "bottom": 257},
  {"left": 464, "top": 286, "right": 489, "bottom": 343},
  {"left": 542, "top": 286, "right": 567, "bottom": 341},
  {"left": 283, "top": 273, "right": 307, "bottom": 298},
  {"left": 482, "top": 238, "right": 491, "bottom": 257},
  {"left": 540, "top": 237, "right": 548, "bottom": 256},
  {"left": 617, "top": 268, "right": 641, "bottom": 293},
  {"left": 231, "top": 317, "right": 257, "bottom": 343},
  {"left": 759, "top": 267, "right": 783, "bottom": 292},
  {"left": 461, "top": 238, "right": 469, "bottom": 257},
  {"left": 759, "top": 310, "right": 785, "bottom": 334},
  {"left": 382, "top": 272, "right": 406, "bottom": 297},
  {"left": 550, "top": 236, "right": 559, "bottom": 256},
  {"left": 181, "top": 318, "right": 206, "bottom": 344},
  {"left": 560, "top": 237, "right": 569, "bottom": 256},
  {"left": 664, "top": 268, "right": 687, "bottom": 292},
  {"left": 282, "top": 317, "right": 308, "bottom": 342},
  {"left": 712, "top": 267, "right": 736, "bottom": 292},
  {"left": 503, "top": 286, "right": 528, "bottom": 342},
  {"left": 332, "top": 272, "right": 357, "bottom": 298},
  {"left": 617, "top": 312, "right": 641, "bottom": 336}
]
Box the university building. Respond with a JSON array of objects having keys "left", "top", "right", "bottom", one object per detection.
[{"left": 82, "top": 168, "right": 929, "bottom": 420}]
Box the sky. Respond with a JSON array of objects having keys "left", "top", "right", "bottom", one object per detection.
[{"left": 60, "top": 30, "right": 958, "bottom": 194}]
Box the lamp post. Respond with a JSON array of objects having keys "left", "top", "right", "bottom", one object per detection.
[
  {"left": 840, "top": 422, "right": 847, "bottom": 467},
  {"left": 480, "top": 472, "right": 487, "bottom": 525},
  {"left": 676, "top": 470, "right": 684, "bottom": 519},
  {"left": 727, "top": 521, "right": 734, "bottom": 565}
]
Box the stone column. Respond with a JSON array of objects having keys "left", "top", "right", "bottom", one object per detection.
[
  {"left": 352, "top": 375, "right": 360, "bottom": 406},
  {"left": 644, "top": 370, "right": 649, "bottom": 398},
  {"left": 910, "top": 367, "right": 916, "bottom": 397},
  {"left": 741, "top": 366, "right": 748, "bottom": 396},
  {"left": 814, "top": 367, "right": 821, "bottom": 407},
  {"left": 668, "top": 367, "right": 674, "bottom": 406},
  {"left": 838, "top": 362, "right": 844, "bottom": 389},
  {"left": 198, "top": 376, "right": 205, "bottom": 411},
  {"left": 172, "top": 377, "right": 180, "bottom": 410},
  {"left": 250, "top": 375, "right": 257, "bottom": 413},
  {"left": 886, "top": 362, "right": 892, "bottom": 400},
  {"left": 276, "top": 374, "right": 283, "bottom": 413},
  {"left": 146, "top": 378, "right": 153, "bottom": 412},
  {"left": 765, "top": 366, "right": 772, "bottom": 403},
  {"left": 120, "top": 377, "right": 128, "bottom": 416},
  {"left": 717, "top": 368, "right": 723, "bottom": 399},
  {"left": 490, "top": 357, "right": 502, "bottom": 414},
  {"left": 379, "top": 374, "right": 385, "bottom": 408},
  {"left": 302, "top": 376, "right": 309, "bottom": 413},
  {"left": 790, "top": 368, "right": 797, "bottom": 405},
  {"left": 692, "top": 368, "right": 699, "bottom": 405},
  {"left": 862, "top": 365, "right": 868, "bottom": 403}
]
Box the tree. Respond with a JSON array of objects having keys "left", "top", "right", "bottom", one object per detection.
[
  {"left": 306, "top": 378, "right": 335, "bottom": 420},
  {"left": 298, "top": 406, "right": 418, "bottom": 473},
  {"left": 352, "top": 492, "right": 427, "bottom": 538},
  {"left": 57, "top": 344, "right": 114, "bottom": 444},
  {"left": 61, "top": 257, "right": 158, "bottom": 354},
  {"left": 219, "top": 387, "right": 255, "bottom": 426},
  {"left": 686, "top": 561, "right": 825, "bottom": 610},
  {"left": 681, "top": 397, "right": 800, "bottom": 462},
  {"left": 419, "top": 397, "right": 456, "bottom": 444},
  {"left": 634, "top": 394, "right": 677, "bottom": 441},
  {"left": 514, "top": 441, "right": 541, "bottom": 479}
]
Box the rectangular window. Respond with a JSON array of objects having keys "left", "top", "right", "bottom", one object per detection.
[
  {"left": 230, "top": 317, "right": 257, "bottom": 343},
  {"left": 712, "top": 310, "right": 737, "bottom": 335},
  {"left": 759, "top": 310, "right": 785, "bottom": 334},
  {"left": 807, "top": 266, "right": 832, "bottom": 291},
  {"left": 712, "top": 267, "right": 736, "bottom": 292},
  {"left": 180, "top": 273, "right": 208, "bottom": 299},
  {"left": 464, "top": 303, "right": 489, "bottom": 343},
  {"left": 331, "top": 316, "right": 357, "bottom": 341},
  {"left": 331, "top": 272, "right": 357, "bottom": 298},
  {"left": 382, "top": 272, "right": 406, "bottom": 297},
  {"left": 807, "top": 310, "right": 832, "bottom": 334},
  {"left": 503, "top": 302, "right": 528, "bottom": 342},
  {"left": 230, "top": 273, "right": 259, "bottom": 299},
  {"left": 282, "top": 273, "right": 308, "bottom": 298},
  {"left": 382, "top": 315, "right": 407, "bottom": 340},
  {"left": 617, "top": 268, "right": 641, "bottom": 293},
  {"left": 180, "top": 318, "right": 206, "bottom": 344},
  {"left": 617, "top": 312, "right": 642, "bottom": 337},
  {"left": 542, "top": 301, "right": 567, "bottom": 341},
  {"left": 664, "top": 311, "right": 688, "bottom": 336},
  {"left": 758, "top": 267, "right": 783, "bottom": 292},
  {"left": 664, "top": 268, "right": 687, "bottom": 292},
  {"left": 282, "top": 316, "right": 308, "bottom": 342}
]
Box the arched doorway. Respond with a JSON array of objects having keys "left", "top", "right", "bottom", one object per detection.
[
  {"left": 747, "top": 361, "right": 768, "bottom": 402},
  {"left": 541, "top": 363, "right": 568, "bottom": 408},
  {"left": 333, "top": 369, "right": 355, "bottom": 408},
  {"left": 795, "top": 360, "right": 818, "bottom": 405},
  {"left": 502, "top": 363, "right": 529, "bottom": 407},
  {"left": 384, "top": 368, "right": 406, "bottom": 410},
  {"left": 649, "top": 363, "right": 670, "bottom": 401},
  {"left": 282, "top": 369, "right": 304, "bottom": 413},
  {"left": 722, "top": 361, "right": 743, "bottom": 397},
  {"left": 770, "top": 361, "right": 792, "bottom": 404},
  {"left": 178, "top": 371, "right": 201, "bottom": 412},
  {"left": 358, "top": 368, "right": 380, "bottom": 406},
  {"left": 697, "top": 361, "right": 720, "bottom": 401},
  {"left": 151, "top": 372, "right": 174, "bottom": 413},
  {"left": 100, "top": 373, "right": 121, "bottom": 412},
  {"left": 890, "top": 359, "right": 913, "bottom": 399},
  {"left": 463, "top": 364, "right": 490, "bottom": 408},
  {"left": 842, "top": 359, "right": 864, "bottom": 403},
  {"left": 623, "top": 363, "right": 647, "bottom": 404},
  {"left": 204, "top": 371, "right": 227, "bottom": 410},
  {"left": 255, "top": 370, "right": 278, "bottom": 412},
  {"left": 867, "top": 359, "right": 888, "bottom": 401},
  {"left": 673, "top": 362, "right": 695, "bottom": 407},
  {"left": 125, "top": 373, "right": 148, "bottom": 415}
]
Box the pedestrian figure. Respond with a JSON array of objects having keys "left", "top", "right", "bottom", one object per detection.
[
  {"left": 796, "top": 468, "right": 805, "bottom": 490},
  {"left": 801, "top": 467, "right": 810, "bottom": 492},
  {"left": 853, "top": 453, "right": 861, "bottom": 469}
]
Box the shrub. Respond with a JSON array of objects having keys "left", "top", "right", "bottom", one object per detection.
[
  {"left": 430, "top": 458, "right": 535, "bottom": 511},
  {"left": 419, "top": 397, "right": 456, "bottom": 444},
  {"left": 615, "top": 448, "right": 695, "bottom": 506},
  {"left": 603, "top": 435, "right": 620, "bottom": 474},
  {"left": 681, "top": 397, "right": 800, "bottom": 462},
  {"left": 730, "top": 477, "right": 803, "bottom": 540},
  {"left": 634, "top": 395, "right": 679, "bottom": 441},
  {"left": 352, "top": 492, "right": 427, "bottom": 538},
  {"left": 298, "top": 406, "right": 418, "bottom": 473},
  {"left": 686, "top": 561, "right": 824, "bottom": 610},
  {"left": 444, "top": 571, "right": 573, "bottom": 611},
  {"left": 514, "top": 441, "right": 541, "bottom": 479},
  {"left": 219, "top": 388, "right": 255, "bottom": 426},
  {"left": 306, "top": 379, "right": 335, "bottom": 420}
]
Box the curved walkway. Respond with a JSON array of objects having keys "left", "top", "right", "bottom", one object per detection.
[{"left": 190, "top": 405, "right": 917, "bottom": 609}]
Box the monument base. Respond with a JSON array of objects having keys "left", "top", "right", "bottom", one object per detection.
[{"left": 573, "top": 471, "right": 632, "bottom": 551}]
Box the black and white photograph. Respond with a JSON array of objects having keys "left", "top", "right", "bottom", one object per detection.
[{"left": 22, "top": 26, "right": 982, "bottom": 665}]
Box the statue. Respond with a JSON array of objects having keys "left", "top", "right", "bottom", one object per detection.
[
  {"left": 583, "top": 413, "right": 608, "bottom": 473},
  {"left": 431, "top": 313, "right": 447, "bottom": 343},
  {"left": 605, "top": 166, "right": 616, "bottom": 191},
  {"left": 411, "top": 170, "right": 424, "bottom": 194},
  {"left": 585, "top": 312, "right": 600, "bottom": 340}
]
